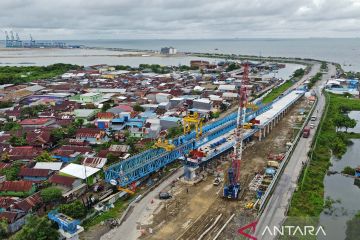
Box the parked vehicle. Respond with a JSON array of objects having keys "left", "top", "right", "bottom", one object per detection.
[
  {"left": 311, "top": 116, "right": 317, "bottom": 121},
  {"left": 303, "top": 127, "right": 311, "bottom": 138},
  {"left": 213, "top": 177, "right": 221, "bottom": 186},
  {"left": 310, "top": 123, "right": 315, "bottom": 129},
  {"left": 159, "top": 192, "right": 172, "bottom": 200}
]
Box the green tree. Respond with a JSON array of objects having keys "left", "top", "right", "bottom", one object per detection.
[
  {"left": 40, "top": 187, "right": 62, "bottom": 203},
  {"left": 1, "top": 122, "right": 21, "bottom": 131},
  {"left": 344, "top": 117, "right": 357, "bottom": 132},
  {"left": 11, "top": 215, "right": 59, "bottom": 240},
  {"left": 74, "top": 118, "right": 84, "bottom": 128},
  {"left": 8, "top": 136, "right": 27, "bottom": 146},
  {"left": 58, "top": 200, "right": 87, "bottom": 219},
  {"left": 20, "top": 105, "right": 47, "bottom": 119},
  {"left": 226, "top": 63, "right": 239, "bottom": 72},
  {"left": 340, "top": 105, "right": 351, "bottom": 113},
  {"left": 106, "top": 153, "right": 119, "bottom": 165},
  {"left": 101, "top": 102, "right": 111, "bottom": 112},
  {"left": 293, "top": 68, "right": 305, "bottom": 78},
  {"left": 35, "top": 151, "right": 55, "bottom": 162},
  {"left": 115, "top": 65, "right": 131, "bottom": 70},
  {"left": 50, "top": 128, "right": 66, "bottom": 142},
  {"left": 342, "top": 166, "right": 355, "bottom": 176},
  {"left": 0, "top": 219, "right": 8, "bottom": 239},
  {"left": 345, "top": 212, "right": 360, "bottom": 240},
  {"left": 125, "top": 136, "right": 140, "bottom": 154},
  {"left": 0, "top": 163, "right": 20, "bottom": 181},
  {"left": 133, "top": 104, "right": 144, "bottom": 112},
  {"left": 167, "top": 125, "right": 183, "bottom": 139},
  {"left": 0, "top": 101, "right": 13, "bottom": 109}
]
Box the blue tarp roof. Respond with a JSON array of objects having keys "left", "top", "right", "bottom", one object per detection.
[
  {"left": 125, "top": 122, "right": 143, "bottom": 128},
  {"left": 112, "top": 118, "right": 125, "bottom": 123}
]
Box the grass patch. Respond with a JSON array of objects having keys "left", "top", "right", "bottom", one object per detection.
[
  {"left": 262, "top": 68, "right": 306, "bottom": 104},
  {"left": 262, "top": 80, "right": 295, "bottom": 104},
  {"left": 288, "top": 93, "right": 360, "bottom": 217}
]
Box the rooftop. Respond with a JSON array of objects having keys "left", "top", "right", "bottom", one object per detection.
[
  {"left": 33, "top": 162, "right": 63, "bottom": 171},
  {"left": 60, "top": 163, "right": 100, "bottom": 179},
  {"left": 20, "top": 118, "right": 52, "bottom": 125}
]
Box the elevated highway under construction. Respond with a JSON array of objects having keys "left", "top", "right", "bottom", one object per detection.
[
  {"left": 101, "top": 63, "right": 321, "bottom": 240},
  {"left": 104, "top": 88, "right": 305, "bottom": 188}
]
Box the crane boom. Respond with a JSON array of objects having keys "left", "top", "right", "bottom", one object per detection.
[{"left": 223, "top": 62, "right": 249, "bottom": 199}]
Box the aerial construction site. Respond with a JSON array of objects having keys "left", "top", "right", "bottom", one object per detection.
[{"left": 98, "top": 61, "right": 326, "bottom": 240}]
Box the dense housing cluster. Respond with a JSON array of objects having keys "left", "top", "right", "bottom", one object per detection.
[{"left": 0, "top": 60, "right": 287, "bottom": 236}]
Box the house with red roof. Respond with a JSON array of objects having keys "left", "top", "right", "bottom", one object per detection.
[
  {"left": 13, "top": 192, "right": 43, "bottom": 214},
  {"left": 52, "top": 145, "right": 93, "bottom": 162},
  {"left": 0, "top": 197, "right": 17, "bottom": 211},
  {"left": 107, "top": 104, "right": 133, "bottom": 115},
  {"left": 19, "top": 118, "right": 55, "bottom": 129},
  {"left": 5, "top": 146, "right": 42, "bottom": 161},
  {"left": 82, "top": 157, "right": 107, "bottom": 169},
  {"left": 18, "top": 168, "right": 52, "bottom": 182},
  {"left": 0, "top": 192, "right": 43, "bottom": 233},
  {"left": 75, "top": 128, "right": 109, "bottom": 144},
  {"left": 0, "top": 181, "right": 36, "bottom": 197},
  {"left": 95, "top": 112, "right": 115, "bottom": 129},
  {"left": 49, "top": 174, "right": 82, "bottom": 192},
  {"left": 25, "top": 128, "right": 52, "bottom": 148}
]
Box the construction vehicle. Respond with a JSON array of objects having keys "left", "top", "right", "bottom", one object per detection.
[
  {"left": 223, "top": 62, "right": 250, "bottom": 199},
  {"left": 153, "top": 138, "right": 175, "bottom": 151},
  {"left": 183, "top": 111, "right": 203, "bottom": 138},
  {"left": 245, "top": 202, "right": 255, "bottom": 209}
]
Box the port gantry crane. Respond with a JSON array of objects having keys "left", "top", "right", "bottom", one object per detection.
[{"left": 223, "top": 62, "right": 255, "bottom": 199}]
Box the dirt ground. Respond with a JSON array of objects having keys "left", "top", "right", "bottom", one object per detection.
[{"left": 138, "top": 98, "right": 310, "bottom": 240}]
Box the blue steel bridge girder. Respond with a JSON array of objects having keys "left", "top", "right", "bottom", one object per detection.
[
  {"left": 105, "top": 103, "right": 273, "bottom": 187},
  {"left": 106, "top": 141, "right": 194, "bottom": 186}
]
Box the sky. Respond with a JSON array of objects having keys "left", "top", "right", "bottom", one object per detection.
[{"left": 1, "top": 0, "right": 360, "bottom": 40}]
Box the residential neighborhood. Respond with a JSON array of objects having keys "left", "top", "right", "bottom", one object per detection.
[{"left": 0, "top": 60, "right": 288, "bottom": 238}]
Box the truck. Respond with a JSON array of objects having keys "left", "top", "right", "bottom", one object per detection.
[{"left": 303, "top": 127, "right": 311, "bottom": 138}]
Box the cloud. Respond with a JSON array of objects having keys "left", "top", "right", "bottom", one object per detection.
[{"left": 0, "top": 0, "right": 360, "bottom": 39}]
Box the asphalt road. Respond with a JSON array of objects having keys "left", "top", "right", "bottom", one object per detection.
[
  {"left": 101, "top": 168, "right": 184, "bottom": 240},
  {"left": 255, "top": 63, "right": 336, "bottom": 239}
]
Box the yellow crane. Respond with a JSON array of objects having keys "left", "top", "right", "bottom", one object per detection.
[
  {"left": 183, "top": 111, "right": 203, "bottom": 139},
  {"left": 153, "top": 138, "right": 176, "bottom": 151}
]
